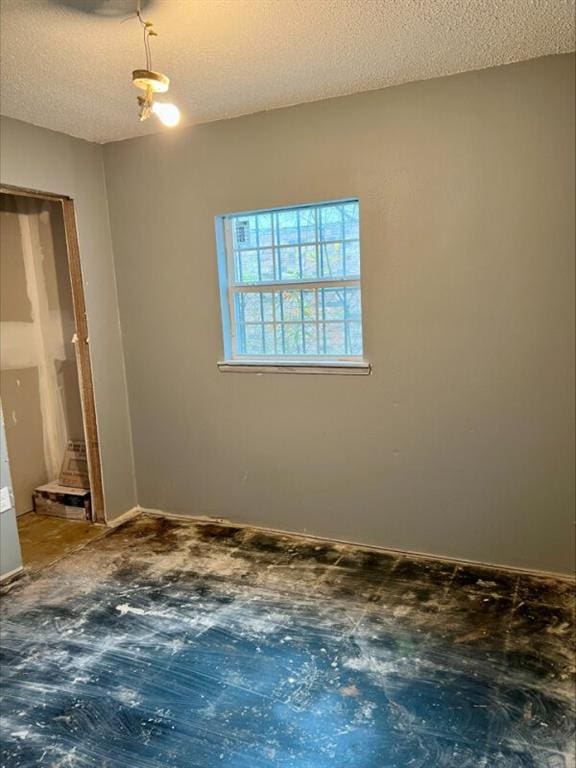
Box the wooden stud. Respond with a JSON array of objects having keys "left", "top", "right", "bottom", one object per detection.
[{"left": 60, "top": 200, "right": 105, "bottom": 523}]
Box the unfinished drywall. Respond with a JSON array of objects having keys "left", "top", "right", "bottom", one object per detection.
[
  {"left": 0, "top": 117, "right": 137, "bottom": 520},
  {"left": 0, "top": 196, "right": 46, "bottom": 513},
  {"left": 104, "top": 54, "right": 575, "bottom": 575},
  {"left": 0, "top": 369, "right": 46, "bottom": 515},
  {"left": 0, "top": 195, "right": 85, "bottom": 514}
]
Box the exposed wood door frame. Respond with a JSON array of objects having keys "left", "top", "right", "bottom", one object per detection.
[{"left": 0, "top": 184, "right": 106, "bottom": 523}]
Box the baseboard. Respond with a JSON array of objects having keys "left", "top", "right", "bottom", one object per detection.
[
  {"left": 139, "top": 507, "right": 575, "bottom": 584},
  {"left": 105, "top": 506, "right": 143, "bottom": 528},
  {"left": 0, "top": 566, "right": 24, "bottom": 583},
  {"left": 140, "top": 507, "right": 221, "bottom": 524}
]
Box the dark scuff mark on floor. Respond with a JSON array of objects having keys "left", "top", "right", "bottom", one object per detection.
[{"left": 1, "top": 514, "right": 574, "bottom": 767}]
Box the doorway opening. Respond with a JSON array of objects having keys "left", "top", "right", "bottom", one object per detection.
[{"left": 0, "top": 186, "right": 104, "bottom": 570}]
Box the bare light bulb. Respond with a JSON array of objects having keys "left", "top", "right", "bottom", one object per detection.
[{"left": 152, "top": 101, "right": 181, "bottom": 127}]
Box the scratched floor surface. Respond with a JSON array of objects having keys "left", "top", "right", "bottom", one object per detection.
[{"left": 0, "top": 515, "right": 574, "bottom": 767}]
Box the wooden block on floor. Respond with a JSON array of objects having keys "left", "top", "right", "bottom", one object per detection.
[{"left": 33, "top": 482, "right": 91, "bottom": 521}]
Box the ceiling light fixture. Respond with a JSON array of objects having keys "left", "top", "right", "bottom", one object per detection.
[{"left": 131, "top": 1, "right": 180, "bottom": 127}]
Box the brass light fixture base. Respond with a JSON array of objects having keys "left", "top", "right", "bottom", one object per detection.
[{"left": 132, "top": 69, "right": 170, "bottom": 93}]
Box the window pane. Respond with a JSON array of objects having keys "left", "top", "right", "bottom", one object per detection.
[
  {"left": 221, "top": 200, "right": 363, "bottom": 360},
  {"left": 324, "top": 322, "right": 346, "bottom": 354},
  {"left": 342, "top": 202, "right": 359, "bottom": 240},
  {"left": 240, "top": 293, "right": 262, "bottom": 322},
  {"left": 275, "top": 325, "right": 285, "bottom": 354},
  {"left": 320, "top": 205, "right": 343, "bottom": 242},
  {"left": 263, "top": 323, "right": 275, "bottom": 353},
  {"left": 257, "top": 213, "right": 274, "bottom": 247},
  {"left": 262, "top": 293, "right": 274, "bottom": 322},
  {"left": 244, "top": 324, "right": 264, "bottom": 355},
  {"left": 301, "top": 245, "right": 318, "bottom": 279},
  {"left": 344, "top": 240, "right": 360, "bottom": 277},
  {"left": 298, "top": 208, "right": 317, "bottom": 244},
  {"left": 279, "top": 290, "right": 301, "bottom": 321},
  {"left": 283, "top": 323, "right": 304, "bottom": 354},
  {"left": 233, "top": 215, "right": 256, "bottom": 250},
  {"left": 279, "top": 247, "right": 300, "bottom": 281},
  {"left": 232, "top": 285, "right": 362, "bottom": 357},
  {"left": 276, "top": 209, "right": 299, "bottom": 245},
  {"left": 345, "top": 286, "right": 361, "bottom": 319},
  {"left": 348, "top": 322, "right": 363, "bottom": 355},
  {"left": 239, "top": 250, "right": 259, "bottom": 282},
  {"left": 259, "top": 248, "right": 275, "bottom": 281},
  {"left": 229, "top": 200, "right": 360, "bottom": 285},
  {"left": 302, "top": 290, "right": 317, "bottom": 321},
  {"left": 304, "top": 323, "right": 319, "bottom": 354},
  {"left": 321, "top": 243, "right": 344, "bottom": 278},
  {"left": 322, "top": 289, "right": 345, "bottom": 320}
]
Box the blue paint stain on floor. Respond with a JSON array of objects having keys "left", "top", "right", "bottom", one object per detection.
[{"left": 0, "top": 516, "right": 574, "bottom": 767}]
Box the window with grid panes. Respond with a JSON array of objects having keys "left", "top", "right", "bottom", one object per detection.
[{"left": 216, "top": 200, "right": 364, "bottom": 362}]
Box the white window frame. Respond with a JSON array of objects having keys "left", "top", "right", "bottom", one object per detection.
[{"left": 215, "top": 199, "right": 370, "bottom": 375}]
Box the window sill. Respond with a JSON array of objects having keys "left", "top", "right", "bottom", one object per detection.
[{"left": 217, "top": 360, "right": 372, "bottom": 375}]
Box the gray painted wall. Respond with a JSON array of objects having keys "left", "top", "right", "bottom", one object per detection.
[
  {"left": 104, "top": 54, "right": 575, "bottom": 575},
  {"left": 0, "top": 117, "right": 136, "bottom": 520},
  {"left": 0, "top": 404, "right": 22, "bottom": 577}
]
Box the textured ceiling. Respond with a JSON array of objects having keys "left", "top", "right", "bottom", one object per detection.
[{"left": 0, "top": 0, "right": 574, "bottom": 144}]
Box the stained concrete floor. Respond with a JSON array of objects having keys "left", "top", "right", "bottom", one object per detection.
[
  {"left": 0, "top": 514, "right": 574, "bottom": 767},
  {"left": 16, "top": 512, "right": 104, "bottom": 571}
]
